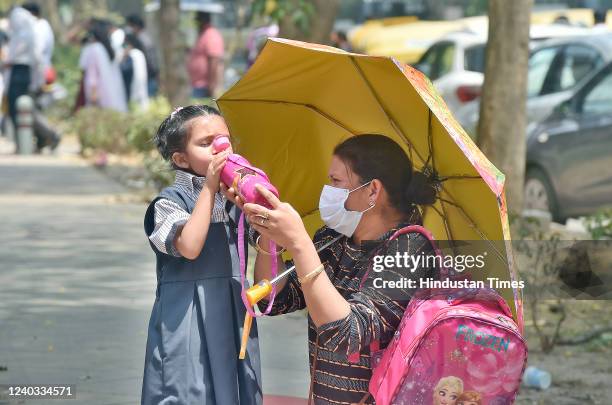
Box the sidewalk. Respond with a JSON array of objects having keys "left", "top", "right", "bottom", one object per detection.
[{"left": 0, "top": 137, "right": 309, "bottom": 404}]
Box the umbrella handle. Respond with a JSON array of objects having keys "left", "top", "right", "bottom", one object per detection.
[
  {"left": 239, "top": 314, "right": 253, "bottom": 359},
  {"left": 238, "top": 280, "right": 273, "bottom": 359}
]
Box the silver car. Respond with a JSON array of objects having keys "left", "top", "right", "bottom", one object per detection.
[
  {"left": 525, "top": 61, "right": 612, "bottom": 221},
  {"left": 455, "top": 33, "right": 612, "bottom": 140}
]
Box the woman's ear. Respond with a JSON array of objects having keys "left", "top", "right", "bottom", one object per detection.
[
  {"left": 369, "top": 179, "right": 383, "bottom": 204},
  {"left": 171, "top": 152, "right": 189, "bottom": 169}
]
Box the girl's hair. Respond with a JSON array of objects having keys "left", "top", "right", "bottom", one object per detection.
[
  {"left": 154, "top": 105, "right": 221, "bottom": 168},
  {"left": 333, "top": 134, "right": 437, "bottom": 220},
  {"left": 124, "top": 32, "right": 144, "bottom": 52},
  {"left": 88, "top": 19, "right": 114, "bottom": 61}
]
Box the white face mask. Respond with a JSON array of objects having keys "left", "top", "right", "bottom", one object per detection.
[{"left": 318, "top": 181, "right": 375, "bottom": 237}]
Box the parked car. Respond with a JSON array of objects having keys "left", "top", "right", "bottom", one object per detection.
[
  {"left": 455, "top": 33, "right": 612, "bottom": 138},
  {"left": 415, "top": 24, "right": 592, "bottom": 114},
  {"left": 525, "top": 61, "right": 612, "bottom": 221},
  {"left": 413, "top": 31, "right": 487, "bottom": 113}
]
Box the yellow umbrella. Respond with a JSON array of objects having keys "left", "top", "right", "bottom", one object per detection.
[{"left": 217, "top": 38, "right": 523, "bottom": 330}]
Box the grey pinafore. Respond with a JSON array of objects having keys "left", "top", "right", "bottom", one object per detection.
[{"left": 142, "top": 185, "right": 262, "bottom": 404}]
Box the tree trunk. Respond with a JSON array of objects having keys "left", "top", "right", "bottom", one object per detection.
[
  {"left": 279, "top": 0, "right": 341, "bottom": 44},
  {"left": 477, "top": 0, "right": 532, "bottom": 214},
  {"left": 158, "top": 0, "right": 189, "bottom": 106}
]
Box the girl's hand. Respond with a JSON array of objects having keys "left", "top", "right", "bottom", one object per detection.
[
  {"left": 243, "top": 184, "right": 310, "bottom": 253},
  {"left": 220, "top": 182, "right": 245, "bottom": 210},
  {"left": 205, "top": 150, "right": 229, "bottom": 193}
]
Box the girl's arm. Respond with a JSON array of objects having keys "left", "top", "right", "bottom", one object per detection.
[{"left": 174, "top": 151, "right": 228, "bottom": 259}]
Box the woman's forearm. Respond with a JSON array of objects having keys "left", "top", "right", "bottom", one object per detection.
[
  {"left": 291, "top": 237, "right": 351, "bottom": 327},
  {"left": 175, "top": 187, "right": 215, "bottom": 260}
]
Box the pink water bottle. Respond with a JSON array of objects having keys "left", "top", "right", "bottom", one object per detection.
[{"left": 212, "top": 136, "right": 279, "bottom": 208}]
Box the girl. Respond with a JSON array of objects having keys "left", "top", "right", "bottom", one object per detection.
[
  {"left": 120, "top": 33, "right": 149, "bottom": 110},
  {"left": 142, "top": 105, "right": 262, "bottom": 404},
  {"left": 78, "top": 19, "right": 127, "bottom": 112}
]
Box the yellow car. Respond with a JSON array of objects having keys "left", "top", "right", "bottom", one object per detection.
[{"left": 349, "top": 9, "right": 612, "bottom": 64}]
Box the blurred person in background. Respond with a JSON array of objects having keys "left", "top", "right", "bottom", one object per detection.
[
  {"left": 109, "top": 19, "right": 125, "bottom": 63},
  {"left": 187, "top": 11, "right": 224, "bottom": 99},
  {"left": 246, "top": 22, "right": 278, "bottom": 67},
  {"left": 22, "top": 3, "right": 53, "bottom": 90},
  {"left": 5, "top": 6, "right": 37, "bottom": 152},
  {"left": 126, "top": 14, "right": 159, "bottom": 97},
  {"left": 120, "top": 33, "right": 149, "bottom": 110},
  {"left": 0, "top": 16, "right": 9, "bottom": 137},
  {"left": 331, "top": 30, "right": 352, "bottom": 52},
  {"left": 21, "top": 2, "right": 61, "bottom": 152},
  {"left": 593, "top": 8, "right": 609, "bottom": 33},
  {"left": 78, "top": 19, "right": 127, "bottom": 112}
]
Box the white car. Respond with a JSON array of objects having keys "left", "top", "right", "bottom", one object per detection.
[
  {"left": 413, "top": 31, "right": 487, "bottom": 114},
  {"left": 414, "top": 24, "right": 591, "bottom": 115}
]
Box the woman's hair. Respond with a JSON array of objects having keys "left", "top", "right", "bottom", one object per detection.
[
  {"left": 154, "top": 105, "right": 221, "bottom": 168},
  {"left": 457, "top": 391, "right": 482, "bottom": 404},
  {"left": 333, "top": 134, "right": 437, "bottom": 219},
  {"left": 88, "top": 19, "right": 114, "bottom": 61},
  {"left": 124, "top": 33, "right": 144, "bottom": 52},
  {"left": 434, "top": 376, "right": 464, "bottom": 394}
]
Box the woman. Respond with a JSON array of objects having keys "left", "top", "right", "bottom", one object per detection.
[
  {"left": 120, "top": 33, "right": 149, "bottom": 110},
  {"left": 225, "top": 135, "right": 439, "bottom": 404},
  {"left": 78, "top": 19, "right": 127, "bottom": 112}
]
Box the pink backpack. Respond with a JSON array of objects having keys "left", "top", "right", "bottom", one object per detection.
[{"left": 361, "top": 226, "right": 528, "bottom": 405}]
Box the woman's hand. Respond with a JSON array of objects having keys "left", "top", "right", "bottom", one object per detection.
[
  {"left": 243, "top": 184, "right": 310, "bottom": 253},
  {"left": 205, "top": 150, "right": 229, "bottom": 194},
  {"left": 220, "top": 182, "right": 245, "bottom": 210}
]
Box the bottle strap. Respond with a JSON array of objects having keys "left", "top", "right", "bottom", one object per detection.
[{"left": 238, "top": 212, "right": 277, "bottom": 316}]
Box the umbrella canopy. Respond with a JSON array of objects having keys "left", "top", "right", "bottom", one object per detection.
[{"left": 217, "top": 38, "right": 523, "bottom": 328}]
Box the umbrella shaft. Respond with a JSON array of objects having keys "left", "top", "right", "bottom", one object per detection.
[{"left": 269, "top": 235, "right": 343, "bottom": 285}]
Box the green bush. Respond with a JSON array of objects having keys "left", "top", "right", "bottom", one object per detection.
[
  {"left": 73, "top": 107, "right": 131, "bottom": 154},
  {"left": 127, "top": 97, "right": 172, "bottom": 153},
  {"left": 73, "top": 97, "right": 174, "bottom": 155},
  {"left": 585, "top": 208, "right": 612, "bottom": 240}
]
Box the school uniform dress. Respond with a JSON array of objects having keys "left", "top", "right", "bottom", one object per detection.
[{"left": 142, "top": 170, "right": 262, "bottom": 405}]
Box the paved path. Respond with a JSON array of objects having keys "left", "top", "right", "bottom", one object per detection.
[{"left": 0, "top": 139, "right": 309, "bottom": 404}]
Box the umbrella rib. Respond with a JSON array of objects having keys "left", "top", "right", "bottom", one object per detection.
[
  {"left": 437, "top": 197, "right": 507, "bottom": 263},
  {"left": 427, "top": 109, "right": 459, "bottom": 247},
  {"left": 219, "top": 98, "right": 357, "bottom": 135},
  {"left": 347, "top": 56, "right": 421, "bottom": 165},
  {"left": 439, "top": 175, "right": 483, "bottom": 181},
  {"left": 425, "top": 109, "right": 434, "bottom": 169}
]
